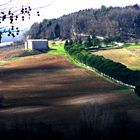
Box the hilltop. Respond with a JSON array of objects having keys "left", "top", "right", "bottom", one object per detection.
[{"left": 27, "top": 4, "right": 140, "bottom": 42}]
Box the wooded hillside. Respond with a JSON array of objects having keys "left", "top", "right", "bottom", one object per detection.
[{"left": 27, "top": 4, "right": 140, "bottom": 42}]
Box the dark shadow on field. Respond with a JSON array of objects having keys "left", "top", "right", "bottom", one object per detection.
[
  {"left": 78, "top": 103, "right": 140, "bottom": 140},
  {"left": 0, "top": 63, "right": 70, "bottom": 82},
  {"left": 0, "top": 54, "right": 139, "bottom": 139},
  {"left": 13, "top": 49, "right": 50, "bottom": 58},
  {"left": 17, "top": 50, "right": 42, "bottom": 57},
  {"left": 0, "top": 104, "right": 140, "bottom": 140}
]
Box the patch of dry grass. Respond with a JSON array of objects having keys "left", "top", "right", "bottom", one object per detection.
[{"left": 94, "top": 48, "right": 140, "bottom": 70}]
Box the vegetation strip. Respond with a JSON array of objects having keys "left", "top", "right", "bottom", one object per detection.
[
  {"left": 66, "top": 50, "right": 135, "bottom": 89},
  {"left": 64, "top": 41, "right": 140, "bottom": 88}
]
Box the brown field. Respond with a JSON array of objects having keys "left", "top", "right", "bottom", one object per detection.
[
  {"left": 94, "top": 48, "right": 140, "bottom": 70},
  {"left": 0, "top": 48, "right": 140, "bottom": 138}
]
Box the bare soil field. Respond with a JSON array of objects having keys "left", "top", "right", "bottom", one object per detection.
[{"left": 0, "top": 48, "right": 140, "bottom": 139}]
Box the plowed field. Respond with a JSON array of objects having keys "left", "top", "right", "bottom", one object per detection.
[{"left": 0, "top": 48, "right": 140, "bottom": 138}]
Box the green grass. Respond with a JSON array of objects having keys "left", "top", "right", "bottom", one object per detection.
[
  {"left": 48, "top": 41, "right": 66, "bottom": 55},
  {"left": 47, "top": 40, "right": 89, "bottom": 67},
  {"left": 123, "top": 43, "right": 140, "bottom": 49},
  {"left": 128, "top": 66, "right": 140, "bottom": 70},
  {"left": 47, "top": 41, "right": 84, "bottom": 67},
  {"left": 128, "top": 45, "right": 140, "bottom": 49},
  {"left": 8, "top": 57, "right": 19, "bottom": 61}
]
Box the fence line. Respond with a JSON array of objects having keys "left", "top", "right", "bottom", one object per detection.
[
  {"left": 69, "top": 55, "right": 135, "bottom": 89},
  {"left": 84, "top": 64, "right": 135, "bottom": 89}
]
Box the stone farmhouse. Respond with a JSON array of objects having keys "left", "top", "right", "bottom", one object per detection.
[{"left": 25, "top": 39, "right": 49, "bottom": 51}]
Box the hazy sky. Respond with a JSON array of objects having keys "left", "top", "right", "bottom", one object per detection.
[
  {"left": 1, "top": 0, "right": 140, "bottom": 29},
  {"left": 32, "top": 0, "right": 140, "bottom": 19}
]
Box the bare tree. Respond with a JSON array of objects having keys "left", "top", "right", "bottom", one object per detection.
[{"left": 0, "top": 0, "right": 41, "bottom": 43}]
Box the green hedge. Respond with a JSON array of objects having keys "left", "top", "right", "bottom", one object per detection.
[
  {"left": 65, "top": 42, "right": 140, "bottom": 86},
  {"left": 135, "top": 85, "right": 140, "bottom": 97}
]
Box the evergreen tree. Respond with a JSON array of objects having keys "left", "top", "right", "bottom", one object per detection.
[
  {"left": 135, "top": 85, "right": 140, "bottom": 97},
  {"left": 84, "top": 36, "right": 93, "bottom": 47}
]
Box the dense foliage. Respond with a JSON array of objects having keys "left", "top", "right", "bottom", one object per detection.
[
  {"left": 135, "top": 85, "right": 140, "bottom": 96},
  {"left": 28, "top": 4, "right": 140, "bottom": 41},
  {"left": 65, "top": 41, "right": 140, "bottom": 86}
]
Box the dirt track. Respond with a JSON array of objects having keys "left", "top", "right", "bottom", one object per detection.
[{"left": 0, "top": 50, "right": 140, "bottom": 135}]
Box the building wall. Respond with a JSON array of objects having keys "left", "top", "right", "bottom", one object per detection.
[
  {"left": 25, "top": 41, "right": 28, "bottom": 49},
  {"left": 28, "top": 41, "right": 33, "bottom": 50},
  {"left": 32, "top": 41, "right": 48, "bottom": 50},
  {"left": 25, "top": 40, "right": 49, "bottom": 51}
]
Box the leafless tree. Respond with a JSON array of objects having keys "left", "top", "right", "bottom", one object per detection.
[{"left": 0, "top": 0, "right": 56, "bottom": 43}]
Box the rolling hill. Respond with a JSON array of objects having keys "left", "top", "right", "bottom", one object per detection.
[
  {"left": 27, "top": 4, "right": 140, "bottom": 42},
  {"left": 0, "top": 41, "right": 139, "bottom": 139}
]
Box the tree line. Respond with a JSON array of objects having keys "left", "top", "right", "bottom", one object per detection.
[
  {"left": 65, "top": 40, "right": 140, "bottom": 89},
  {"left": 28, "top": 4, "right": 140, "bottom": 42}
]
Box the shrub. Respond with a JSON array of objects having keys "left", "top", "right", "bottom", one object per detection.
[{"left": 135, "top": 85, "right": 140, "bottom": 97}]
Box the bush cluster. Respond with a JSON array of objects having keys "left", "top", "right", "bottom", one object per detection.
[{"left": 135, "top": 85, "right": 140, "bottom": 96}]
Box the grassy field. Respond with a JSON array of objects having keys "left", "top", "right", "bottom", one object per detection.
[
  {"left": 94, "top": 45, "right": 140, "bottom": 70},
  {"left": 125, "top": 43, "right": 140, "bottom": 49},
  {"left": 48, "top": 40, "right": 87, "bottom": 67},
  {"left": 48, "top": 40, "right": 66, "bottom": 55},
  {"left": 0, "top": 41, "right": 139, "bottom": 139}
]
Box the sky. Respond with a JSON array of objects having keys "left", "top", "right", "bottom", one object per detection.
[
  {"left": 1, "top": 0, "right": 140, "bottom": 42},
  {"left": 28, "top": 0, "right": 140, "bottom": 28},
  {"left": 1, "top": 0, "right": 140, "bottom": 28},
  {"left": 31, "top": 0, "right": 140, "bottom": 19}
]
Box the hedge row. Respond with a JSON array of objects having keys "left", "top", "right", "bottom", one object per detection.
[{"left": 65, "top": 42, "right": 140, "bottom": 87}]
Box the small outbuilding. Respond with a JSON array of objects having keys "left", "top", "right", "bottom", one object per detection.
[{"left": 25, "top": 39, "right": 49, "bottom": 51}]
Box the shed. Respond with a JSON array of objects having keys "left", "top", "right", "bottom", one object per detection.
[{"left": 25, "top": 39, "right": 49, "bottom": 51}]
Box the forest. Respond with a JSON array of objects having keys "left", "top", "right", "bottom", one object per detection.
[{"left": 27, "top": 4, "right": 140, "bottom": 42}]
